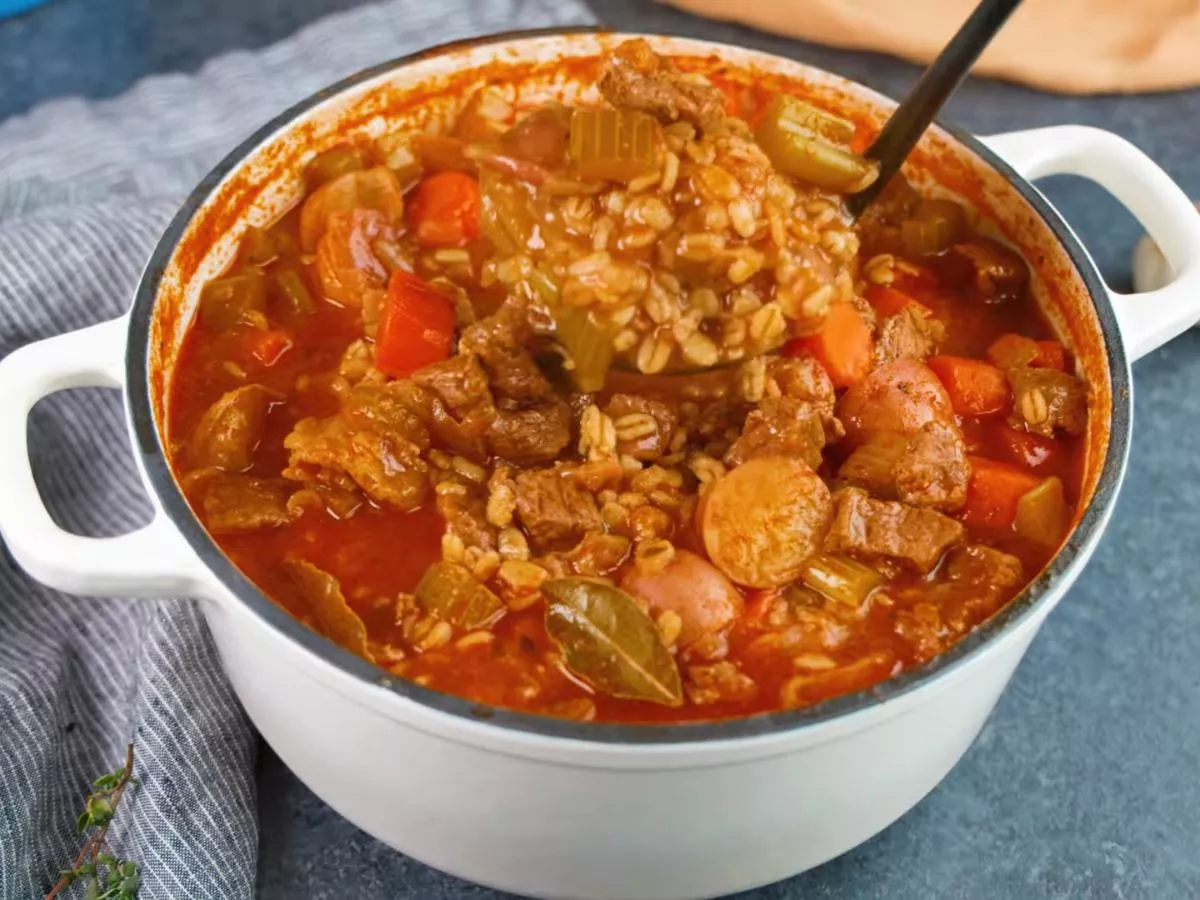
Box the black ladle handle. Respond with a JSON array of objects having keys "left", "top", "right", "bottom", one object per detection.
[{"left": 848, "top": 0, "right": 1025, "bottom": 218}]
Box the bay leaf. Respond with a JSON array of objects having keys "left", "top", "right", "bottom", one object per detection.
[
  {"left": 284, "top": 559, "right": 374, "bottom": 663},
  {"left": 414, "top": 561, "right": 505, "bottom": 630},
  {"left": 543, "top": 578, "right": 683, "bottom": 707}
]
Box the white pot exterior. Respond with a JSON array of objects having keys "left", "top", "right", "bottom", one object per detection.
[
  {"left": 203, "top": 570, "right": 1053, "bottom": 900},
  {"left": 2, "top": 31, "right": 1199, "bottom": 900}
]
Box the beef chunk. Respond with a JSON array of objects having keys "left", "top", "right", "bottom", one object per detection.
[
  {"left": 410, "top": 354, "right": 494, "bottom": 422},
  {"left": 874, "top": 306, "right": 946, "bottom": 366},
  {"left": 948, "top": 237, "right": 1029, "bottom": 302},
  {"left": 283, "top": 408, "right": 429, "bottom": 512},
  {"left": 604, "top": 394, "right": 677, "bottom": 461},
  {"left": 945, "top": 544, "right": 1023, "bottom": 589},
  {"left": 824, "top": 487, "right": 964, "bottom": 573},
  {"left": 342, "top": 383, "right": 433, "bottom": 450},
  {"left": 513, "top": 467, "right": 604, "bottom": 552},
  {"left": 387, "top": 379, "right": 490, "bottom": 461},
  {"left": 437, "top": 488, "right": 497, "bottom": 553},
  {"left": 188, "top": 384, "right": 280, "bottom": 471},
  {"left": 724, "top": 397, "right": 827, "bottom": 470},
  {"left": 197, "top": 472, "right": 292, "bottom": 534},
  {"left": 1007, "top": 366, "right": 1087, "bottom": 437},
  {"left": 894, "top": 421, "right": 969, "bottom": 511},
  {"left": 488, "top": 400, "right": 573, "bottom": 465},
  {"left": 459, "top": 300, "right": 552, "bottom": 403},
  {"left": 598, "top": 38, "right": 726, "bottom": 128},
  {"left": 838, "top": 421, "right": 967, "bottom": 512}
]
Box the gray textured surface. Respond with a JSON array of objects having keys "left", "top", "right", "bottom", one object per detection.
[{"left": 3, "top": 0, "right": 1199, "bottom": 898}]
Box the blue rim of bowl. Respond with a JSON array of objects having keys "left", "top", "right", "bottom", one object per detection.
[{"left": 124, "top": 27, "right": 1131, "bottom": 746}]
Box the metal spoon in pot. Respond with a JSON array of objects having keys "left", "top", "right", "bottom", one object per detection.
[
  {"left": 608, "top": 0, "right": 1025, "bottom": 381},
  {"left": 848, "top": 0, "right": 1026, "bottom": 218}
]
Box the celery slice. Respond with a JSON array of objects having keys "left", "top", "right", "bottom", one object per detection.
[
  {"left": 569, "top": 108, "right": 663, "bottom": 184},
  {"left": 800, "top": 553, "right": 883, "bottom": 607}
]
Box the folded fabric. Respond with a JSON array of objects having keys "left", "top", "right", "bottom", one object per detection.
[{"left": 662, "top": 0, "right": 1200, "bottom": 94}]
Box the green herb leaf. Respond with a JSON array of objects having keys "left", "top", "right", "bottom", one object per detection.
[
  {"left": 93, "top": 773, "right": 119, "bottom": 790},
  {"left": 543, "top": 578, "right": 683, "bottom": 707}
]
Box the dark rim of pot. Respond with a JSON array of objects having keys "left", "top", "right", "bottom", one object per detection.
[{"left": 125, "top": 27, "right": 1131, "bottom": 746}]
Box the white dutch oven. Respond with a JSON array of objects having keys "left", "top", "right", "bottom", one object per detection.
[{"left": 2, "top": 31, "right": 1200, "bottom": 900}]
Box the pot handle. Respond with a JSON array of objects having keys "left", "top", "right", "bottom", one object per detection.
[
  {"left": 0, "top": 318, "right": 213, "bottom": 599},
  {"left": 982, "top": 125, "right": 1200, "bottom": 362}
]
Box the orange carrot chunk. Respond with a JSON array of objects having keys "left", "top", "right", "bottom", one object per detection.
[
  {"left": 785, "top": 302, "right": 873, "bottom": 388},
  {"left": 866, "top": 285, "right": 933, "bottom": 320},
  {"left": 927, "top": 355, "right": 1011, "bottom": 417},
  {"left": 961, "top": 455, "right": 1042, "bottom": 529},
  {"left": 406, "top": 171, "right": 481, "bottom": 248},
  {"left": 374, "top": 270, "right": 455, "bottom": 378}
]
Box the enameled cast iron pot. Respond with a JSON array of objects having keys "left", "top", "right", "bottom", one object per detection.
[{"left": 3, "top": 31, "right": 1200, "bottom": 900}]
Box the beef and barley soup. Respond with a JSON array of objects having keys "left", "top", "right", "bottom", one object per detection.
[{"left": 169, "top": 41, "right": 1089, "bottom": 723}]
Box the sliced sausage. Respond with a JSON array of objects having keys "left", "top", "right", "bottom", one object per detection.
[{"left": 700, "top": 455, "right": 832, "bottom": 589}]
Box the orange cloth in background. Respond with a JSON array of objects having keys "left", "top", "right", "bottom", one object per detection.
[{"left": 662, "top": 0, "right": 1200, "bottom": 94}]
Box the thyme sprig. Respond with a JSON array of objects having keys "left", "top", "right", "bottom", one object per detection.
[{"left": 46, "top": 743, "right": 140, "bottom": 900}]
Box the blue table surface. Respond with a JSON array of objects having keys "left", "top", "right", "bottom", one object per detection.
[{"left": 4, "top": 1, "right": 1199, "bottom": 898}]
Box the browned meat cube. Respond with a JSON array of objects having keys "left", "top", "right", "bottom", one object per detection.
[
  {"left": 949, "top": 237, "right": 1029, "bottom": 302},
  {"left": 598, "top": 38, "right": 726, "bottom": 128},
  {"left": 1007, "top": 366, "right": 1087, "bottom": 437},
  {"left": 488, "top": 400, "right": 573, "bottom": 466},
  {"left": 342, "top": 383, "right": 433, "bottom": 451},
  {"left": 874, "top": 305, "right": 947, "bottom": 366},
  {"left": 199, "top": 473, "right": 292, "bottom": 535},
  {"left": 724, "top": 397, "right": 827, "bottom": 470},
  {"left": 459, "top": 300, "right": 552, "bottom": 403},
  {"left": 604, "top": 394, "right": 677, "bottom": 461},
  {"left": 410, "top": 354, "right": 494, "bottom": 422},
  {"left": 188, "top": 384, "right": 280, "bottom": 471},
  {"left": 894, "top": 421, "right": 969, "bottom": 511},
  {"left": 945, "top": 544, "right": 1024, "bottom": 589},
  {"left": 514, "top": 468, "right": 605, "bottom": 552},
  {"left": 824, "top": 487, "right": 964, "bottom": 573},
  {"left": 283, "top": 413, "right": 428, "bottom": 512},
  {"left": 437, "top": 488, "right": 496, "bottom": 553}
]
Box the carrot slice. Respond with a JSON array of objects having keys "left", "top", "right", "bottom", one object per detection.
[
  {"left": 1034, "top": 340, "right": 1067, "bottom": 371},
  {"left": 961, "top": 455, "right": 1042, "bottom": 529},
  {"left": 865, "top": 285, "right": 933, "bottom": 320},
  {"left": 785, "top": 302, "right": 873, "bottom": 388},
  {"left": 406, "top": 171, "right": 481, "bottom": 248},
  {"left": 991, "top": 424, "right": 1062, "bottom": 472},
  {"left": 374, "top": 270, "right": 455, "bottom": 378},
  {"left": 927, "top": 355, "right": 1011, "bottom": 417}
]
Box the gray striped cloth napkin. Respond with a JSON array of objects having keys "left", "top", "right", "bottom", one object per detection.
[{"left": 0, "top": 1, "right": 594, "bottom": 897}]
